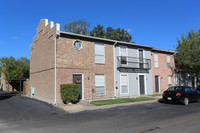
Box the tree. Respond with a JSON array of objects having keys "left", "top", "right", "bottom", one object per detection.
[
  {"left": 90, "top": 24, "right": 132, "bottom": 42},
  {"left": 90, "top": 24, "right": 105, "bottom": 38},
  {"left": 175, "top": 29, "right": 200, "bottom": 86},
  {"left": 0, "top": 56, "right": 30, "bottom": 80},
  {"left": 63, "top": 18, "right": 90, "bottom": 35}
]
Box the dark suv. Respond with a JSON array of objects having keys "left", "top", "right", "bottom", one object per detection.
[{"left": 162, "top": 86, "right": 200, "bottom": 105}]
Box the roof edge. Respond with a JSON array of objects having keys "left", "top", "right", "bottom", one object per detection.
[{"left": 59, "top": 31, "right": 153, "bottom": 49}]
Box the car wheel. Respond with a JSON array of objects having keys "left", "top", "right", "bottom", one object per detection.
[{"left": 183, "top": 97, "right": 189, "bottom": 106}]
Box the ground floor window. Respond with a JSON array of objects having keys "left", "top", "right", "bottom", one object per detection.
[
  {"left": 120, "top": 74, "right": 128, "bottom": 94},
  {"left": 95, "top": 74, "right": 105, "bottom": 95}
]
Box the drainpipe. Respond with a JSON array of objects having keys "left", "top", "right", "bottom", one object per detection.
[
  {"left": 54, "top": 35, "right": 59, "bottom": 105},
  {"left": 113, "top": 41, "right": 118, "bottom": 98}
]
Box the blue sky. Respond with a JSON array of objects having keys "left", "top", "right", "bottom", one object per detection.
[{"left": 0, "top": 0, "right": 200, "bottom": 58}]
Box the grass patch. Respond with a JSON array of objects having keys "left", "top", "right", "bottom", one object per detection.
[
  {"left": 149, "top": 94, "right": 162, "bottom": 97},
  {"left": 90, "top": 97, "right": 155, "bottom": 106}
]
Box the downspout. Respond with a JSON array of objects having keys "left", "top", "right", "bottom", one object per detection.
[
  {"left": 54, "top": 35, "right": 58, "bottom": 105},
  {"left": 113, "top": 41, "right": 118, "bottom": 98}
]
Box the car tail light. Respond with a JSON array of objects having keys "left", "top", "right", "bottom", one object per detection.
[{"left": 176, "top": 93, "right": 182, "bottom": 96}]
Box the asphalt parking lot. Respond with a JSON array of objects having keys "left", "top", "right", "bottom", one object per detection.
[{"left": 1, "top": 91, "right": 200, "bottom": 133}]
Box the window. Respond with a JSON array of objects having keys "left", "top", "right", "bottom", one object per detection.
[
  {"left": 120, "top": 45, "right": 128, "bottom": 65},
  {"left": 74, "top": 41, "right": 82, "bottom": 50},
  {"left": 167, "top": 55, "right": 171, "bottom": 68},
  {"left": 120, "top": 74, "right": 128, "bottom": 94},
  {"left": 95, "top": 74, "right": 105, "bottom": 95},
  {"left": 95, "top": 43, "right": 105, "bottom": 63},
  {"left": 154, "top": 53, "right": 159, "bottom": 67},
  {"left": 168, "top": 76, "right": 172, "bottom": 87}
]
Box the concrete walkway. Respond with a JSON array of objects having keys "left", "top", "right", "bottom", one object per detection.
[{"left": 57, "top": 96, "right": 162, "bottom": 113}]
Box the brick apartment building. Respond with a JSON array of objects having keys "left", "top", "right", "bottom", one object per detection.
[{"left": 30, "top": 19, "right": 175, "bottom": 104}]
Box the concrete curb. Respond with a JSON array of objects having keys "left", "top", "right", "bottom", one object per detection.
[{"left": 58, "top": 97, "right": 162, "bottom": 114}]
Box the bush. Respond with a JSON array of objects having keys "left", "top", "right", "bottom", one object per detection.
[{"left": 60, "top": 84, "right": 80, "bottom": 104}]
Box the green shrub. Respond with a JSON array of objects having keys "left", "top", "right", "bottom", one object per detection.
[{"left": 60, "top": 84, "right": 80, "bottom": 104}]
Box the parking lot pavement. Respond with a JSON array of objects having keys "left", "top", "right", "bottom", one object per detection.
[{"left": 1, "top": 91, "right": 200, "bottom": 133}]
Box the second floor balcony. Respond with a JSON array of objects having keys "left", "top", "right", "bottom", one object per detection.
[{"left": 117, "top": 56, "right": 151, "bottom": 70}]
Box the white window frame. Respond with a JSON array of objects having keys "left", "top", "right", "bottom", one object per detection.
[
  {"left": 120, "top": 73, "right": 129, "bottom": 94},
  {"left": 167, "top": 55, "right": 171, "bottom": 68},
  {"left": 154, "top": 53, "right": 159, "bottom": 67},
  {"left": 95, "top": 43, "right": 105, "bottom": 64},
  {"left": 168, "top": 75, "right": 172, "bottom": 87},
  {"left": 119, "top": 45, "right": 128, "bottom": 65},
  {"left": 137, "top": 49, "right": 145, "bottom": 68},
  {"left": 95, "top": 74, "right": 106, "bottom": 95}
]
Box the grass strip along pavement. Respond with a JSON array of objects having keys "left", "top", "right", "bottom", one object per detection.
[{"left": 90, "top": 97, "right": 155, "bottom": 106}]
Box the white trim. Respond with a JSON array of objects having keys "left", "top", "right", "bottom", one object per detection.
[
  {"left": 50, "top": 21, "right": 54, "bottom": 29},
  {"left": 73, "top": 73, "right": 84, "bottom": 100},
  {"left": 154, "top": 52, "right": 159, "bottom": 67},
  {"left": 94, "top": 42, "right": 105, "bottom": 64},
  {"left": 119, "top": 45, "right": 128, "bottom": 65},
  {"left": 95, "top": 74, "right": 106, "bottom": 95},
  {"left": 56, "top": 23, "right": 60, "bottom": 31},
  {"left": 137, "top": 48, "right": 145, "bottom": 58},
  {"left": 120, "top": 73, "right": 129, "bottom": 95},
  {"left": 54, "top": 37, "right": 57, "bottom": 105},
  {"left": 113, "top": 44, "right": 116, "bottom": 97},
  {"left": 138, "top": 74, "right": 147, "bottom": 95}
]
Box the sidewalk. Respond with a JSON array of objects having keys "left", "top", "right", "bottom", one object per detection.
[{"left": 57, "top": 96, "right": 162, "bottom": 114}]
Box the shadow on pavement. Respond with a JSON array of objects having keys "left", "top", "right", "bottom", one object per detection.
[{"left": 0, "top": 91, "right": 19, "bottom": 100}]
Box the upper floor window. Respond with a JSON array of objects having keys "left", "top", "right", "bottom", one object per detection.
[
  {"left": 154, "top": 53, "right": 159, "bottom": 67},
  {"left": 74, "top": 41, "right": 82, "bottom": 50},
  {"left": 119, "top": 45, "right": 128, "bottom": 65},
  {"left": 167, "top": 55, "right": 171, "bottom": 68},
  {"left": 95, "top": 43, "right": 105, "bottom": 63}
]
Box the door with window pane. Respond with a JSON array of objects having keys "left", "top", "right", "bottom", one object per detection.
[
  {"left": 73, "top": 74, "right": 82, "bottom": 99},
  {"left": 121, "top": 74, "right": 128, "bottom": 94}
]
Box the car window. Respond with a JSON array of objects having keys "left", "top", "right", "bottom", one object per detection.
[
  {"left": 167, "top": 87, "right": 181, "bottom": 91},
  {"left": 184, "top": 87, "right": 191, "bottom": 92},
  {"left": 190, "top": 88, "right": 197, "bottom": 92}
]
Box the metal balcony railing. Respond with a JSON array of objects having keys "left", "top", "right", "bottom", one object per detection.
[{"left": 117, "top": 56, "right": 151, "bottom": 70}]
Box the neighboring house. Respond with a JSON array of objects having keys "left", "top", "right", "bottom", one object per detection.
[
  {"left": 30, "top": 19, "right": 175, "bottom": 104},
  {"left": 151, "top": 49, "right": 176, "bottom": 93}
]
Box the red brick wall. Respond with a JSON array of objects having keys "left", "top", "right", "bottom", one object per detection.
[
  {"left": 56, "top": 36, "right": 114, "bottom": 103},
  {"left": 30, "top": 19, "right": 58, "bottom": 103},
  {"left": 152, "top": 51, "right": 176, "bottom": 93}
]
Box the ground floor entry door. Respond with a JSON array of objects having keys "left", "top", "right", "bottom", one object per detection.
[
  {"left": 72, "top": 74, "right": 82, "bottom": 99},
  {"left": 155, "top": 76, "right": 160, "bottom": 93},
  {"left": 139, "top": 75, "right": 145, "bottom": 95}
]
